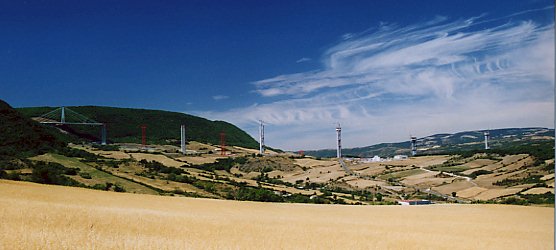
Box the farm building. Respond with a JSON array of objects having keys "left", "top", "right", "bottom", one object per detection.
[
  {"left": 397, "top": 200, "right": 433, "bottom": 205},
  {"left": 393, "top": 155, "right": 408, "bottom": 160}
]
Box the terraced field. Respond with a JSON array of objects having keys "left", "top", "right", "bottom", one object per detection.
[
  {"left": 23, "top": 143, "right": 554, "bottom": 204},
  {"left": 342, "top": 154, "right": 554, "bottom": 202}
]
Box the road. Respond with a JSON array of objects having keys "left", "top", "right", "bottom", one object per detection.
[
  {"left": 418, "top": 165, "right": 477, "bottom": 186},
  {"left": 416, "top": 165, "right": 475, "bottom": 203},
  {"left": 338, "top": 158, "right": 353, "bottom": 175}
]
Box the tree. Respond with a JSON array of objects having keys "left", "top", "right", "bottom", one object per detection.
[{"left": 31, "top": 162, "right": 79, "bottom": 186}]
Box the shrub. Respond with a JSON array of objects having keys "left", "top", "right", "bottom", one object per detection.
[
  {"left": 92, "top": 144, "right": 120, "bottom": 151},
  {"left": 139, "top": 160, "right": 185, "bottom": 175},
  {"left": 469, "top": 170, "right": 492, "bottom": 178},
  {"left": 91, "top": 183, "right": 107, "bottom": 190},
  {"left": 64, "top": 167, "right": 79, "bottom": 175},
  {"left": 7, "top": 172, "right": 21, "bottom": 181},
  {"left": 234, "top": 187, "right": 284, "bottom": 202},
  {"left": 501, "top": 197, "right": 528, "bottom": 205},
  {"left": 30, "top": 162, "right": 80, "bottom": 186},
  {"left": 79, "top": 172, "right": 92, "bottom": 179},
  {"left": 113, "top": 184, "right": 126, "bottom": 192},
  {"left": 520, "top": 193, "right": 555, "bottom": 204},
  {"left": 542, "top": 163, "right": 555, "bottom": 173},
  {"left": 62, "top": 148, "right": 99, "bottom": 162},
  {"left": 191, "top": 157, "right": 248, "bottom": 172},
  {"left": 494, "top": 175, "right": 543, "bottom": 186}
]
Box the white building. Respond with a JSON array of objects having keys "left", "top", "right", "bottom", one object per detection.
[
  {"left": 371, "top": 156, "right": 382, "bottom": 162},
  {"left": 393, "top": 155, "right": 408, "bottom": 160}
]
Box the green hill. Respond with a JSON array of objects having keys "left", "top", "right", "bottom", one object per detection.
[
  {"left": 0, "top": 100, "right": 67, "bottom": 158},
  {"left": 17, "top": 106, "right": 259, "bottom": 148}
]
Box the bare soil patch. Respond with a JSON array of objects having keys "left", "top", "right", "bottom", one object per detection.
[
  {"left": 521, "top": 188, "right": 555, "bottom": 195},
  {"left": 457, "top": 186, "right": 489, "bottom": 199},
  {"left": 473, "top": 188, "right": 524, "bottom": 200},
  {"left": 433, "top": 180, "right": 476, "bottom": 195}
]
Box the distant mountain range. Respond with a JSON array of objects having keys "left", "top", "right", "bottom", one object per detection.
[
  {"left": 304, "top": 127, "right": 555, "bottom": 158},
  {"left": 16, "top": 105, "right": 259, "bottom": 149}
]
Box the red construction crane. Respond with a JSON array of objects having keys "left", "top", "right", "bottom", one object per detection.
[
  {"left": 141, "top": 125, "right": 147, "bottom": 147},
  {"left": 220, "top": 132, "right": 226, "bottom": 156}
]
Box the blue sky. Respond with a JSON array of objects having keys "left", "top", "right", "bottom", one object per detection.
[{"left": 1, "top": 1, "right": 554, "bottom": 150}]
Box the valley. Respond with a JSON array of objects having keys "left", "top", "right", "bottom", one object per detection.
[{"left": 5, "top": 139, "right": 552, "bottom": 206}]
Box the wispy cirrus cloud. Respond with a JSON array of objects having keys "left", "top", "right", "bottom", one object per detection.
[
  {"left": 212, "top": 95, "right": 229, "bottom": 101},
  {"left": 296, "top": 57, "right": 311, "bottom": 63},
  {"left": 201, "top": 9, "right": 554, "bottom": 151}
]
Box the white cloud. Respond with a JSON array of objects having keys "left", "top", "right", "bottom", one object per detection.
[
  {"left": 296, "top": 57, "right": 311, "bottom": 63},
  {"left": 201, "top": 12, "right": 554, "bottom": 151},
  {"left": 341, "top": 33, "right": 354, "bottom": 40},
  {"left": 212, "top": 95, "right": 229, "bottom": 101}
]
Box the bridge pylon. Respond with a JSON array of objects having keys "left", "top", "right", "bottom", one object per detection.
[{"left": 36, "top": 107, "right": 107, "bottom": 145}]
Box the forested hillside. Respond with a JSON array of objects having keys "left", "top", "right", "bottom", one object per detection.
[
  {"left": 17, "top": 106, "right": 259, "bottom": 148},
  {"left": 0, "top": 100, "right": 67, "bottom": 158}
]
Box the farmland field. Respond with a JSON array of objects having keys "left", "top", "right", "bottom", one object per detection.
[
  {"left": 23, "top": 146, "right": 554, "bottom": 205},
  {"left": 0, "top": 180, "right": 553, "bottom": 249}
]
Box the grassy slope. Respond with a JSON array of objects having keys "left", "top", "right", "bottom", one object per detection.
[
  {"left": 17, "top": 106, "right": 258, "bottom": 148},
  {"left": 0, "top": 180, "right": 553, "bottom": 249},
  {"left": 30, "top": 153, "right": 157, "bottom": 195}
]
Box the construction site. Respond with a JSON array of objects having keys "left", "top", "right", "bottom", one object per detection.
[
  {"left": 0, "top": 101, "right": 553, "bottom": 250},
  {"left": 14, "top": 107, "right": 552, "bottom": 205}
]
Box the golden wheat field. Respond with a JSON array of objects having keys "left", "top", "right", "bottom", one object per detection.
[{"left": 0, "top": 180, "right": 553, "bottom": 249}]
